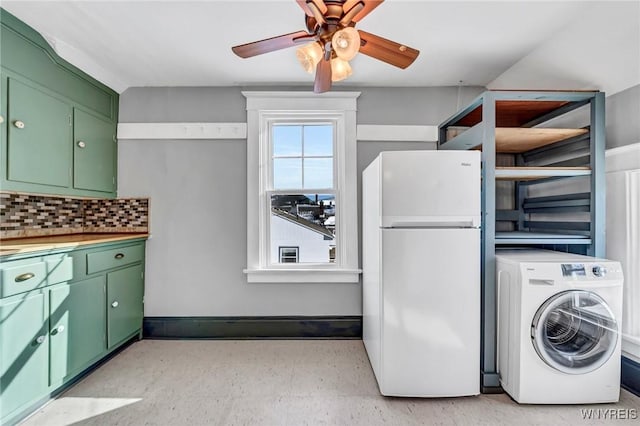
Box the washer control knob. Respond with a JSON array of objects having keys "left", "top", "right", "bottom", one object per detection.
[{"left": 592, "top": 265, "right": 607, "bottom": 277}]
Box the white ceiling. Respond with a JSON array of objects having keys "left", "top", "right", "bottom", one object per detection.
[{"left": 2, "top": 1, "right": 638, "bottom": 93}]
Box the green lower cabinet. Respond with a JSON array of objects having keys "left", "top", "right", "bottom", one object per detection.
[
  {"left": 107, "top": 265, "right": 144, "bottom": 349},
  {"left": 0, "top": 240, "right": 145, "bottom": 424},
  {"left": 49, "top": 276, "right": 106, "bottom": 384},
  {"left": 0, "top": 291, "right": 49, "bottom": 420}
]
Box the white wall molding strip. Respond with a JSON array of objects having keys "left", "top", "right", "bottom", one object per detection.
[
  {"left": 117, "top": 123, "right": 247, "bottom": 140},
  {"left": 118, "top": 123, "right": 441, "bottom": 142},
  {"left": 605, "top": 141, "right": 640, "bottom": 157},
  {"left": 357, "top": 125, "right": 438, "bottom": 142},
  {"left": 606, "top": 142, "right": 640, "bottom": 173},
  {"left": 623, "top": 335, "right": 640, "bottom": 364},
  {"left": 606, "top": 143, "right": 640, "bottom": 360}
]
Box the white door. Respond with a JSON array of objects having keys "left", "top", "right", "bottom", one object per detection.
[
  {"left": 381, "top": 228, "right": 480, "bottom": 396},
  {"left": 379, "top": 151, "right": 480, "bottom": 227}
]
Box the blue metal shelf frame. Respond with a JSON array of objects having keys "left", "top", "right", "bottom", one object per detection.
[{"left": 438, "top": 90, "right": 606, "bottom": 392}]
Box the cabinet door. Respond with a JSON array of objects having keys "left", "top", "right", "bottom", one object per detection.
[
  {"left": 73, "top": 108, "right": 115, "bottom": 193},
  {"left": 1, "top": 74, "right": 7, "bottom": 172},
  {"left": 106, "top": 265, "right": 143, "bottom": 349},
  {"left": 0, "top": 292, "right": 48, "bottom": 419},
  {"left": 7, "top": 78, "right": 71, "bottom": 187},
  {"left": 49, "top": 277, "right": 106, "bottom": 384}
]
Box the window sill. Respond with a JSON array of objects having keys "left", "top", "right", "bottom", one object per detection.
[{"left": 243, "top": 268, "right": 362, "bottom": 283}]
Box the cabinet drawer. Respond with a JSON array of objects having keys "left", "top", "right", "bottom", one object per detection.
[
  {"left": 86, "top": 244, "right": 143, "bottom": 274},
  {"left": 1, "top": 255, "right": 73, "bottom": 298}
]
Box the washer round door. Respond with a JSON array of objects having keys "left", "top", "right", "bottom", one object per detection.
[{"left": 531, "top": 290, "right": 618, "bottom": 374}]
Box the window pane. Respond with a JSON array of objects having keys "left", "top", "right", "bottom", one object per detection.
[
  {"left": 304, "top": 158, "right": 333, "bottom": 189},
  {"left": 273, "top": 158, "right": 302, "bottom": 189},
  {"left": 273, "top": 125, "right": 302, "bottom": 156},
  {"left": 270, "top": 194, "right": 336, "bottom": 264},
  {"left": 304, "top": 125, "right": 333, "bottom": 156},
  {"left": 279, "top": 247, "right": 299, "bottom": 263}
]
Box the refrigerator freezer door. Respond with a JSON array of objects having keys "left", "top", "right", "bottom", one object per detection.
[
  {"left": 379, "top": 151, "right": 480, "bottom": 228},
  {"left": 380, "top": 228, "right": 480, "bottom": 396}
]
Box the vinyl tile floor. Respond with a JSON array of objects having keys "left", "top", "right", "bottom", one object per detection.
[{"left": 21, "top": 340, "right": 640, "bottom": 426}]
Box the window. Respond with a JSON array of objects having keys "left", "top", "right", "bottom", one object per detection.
[
  {"left": 279, "top": 247, "right": 299, "bottom": 263},
  {"left": 270, "top": 123, "right": 336, "bottom": 265},
  {"left": 243, "top": 91, "right": 361, "bottom": 283}
]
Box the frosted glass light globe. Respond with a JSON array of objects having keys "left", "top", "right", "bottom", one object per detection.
[
  {"left": 296, "top": 42, "right": 324, "bottom": 74},
  {"left": 331, "top": 58, "right": 352, "bottom": 82},
  {"left": 331, "top": 27, "right": 360, "bottom": 61}
]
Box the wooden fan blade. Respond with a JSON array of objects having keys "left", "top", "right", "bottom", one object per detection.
[
  {"left": 342, "top": 0, "right": 383, "bottom": 22},
  {"left": 232, "top": 31, "right": 314, "bottom": 58},
  {"left": 296, "top": 0, "right": 328, "bottom": 17},
  {"left": 358, "top": 30, "right": 419, "bottom": 69},
  {"left": 314, "top": 59, "right": 332, "bottom": 93}
]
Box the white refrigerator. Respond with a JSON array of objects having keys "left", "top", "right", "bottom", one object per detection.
[{"left": 362, "top": 150, "right": 481, "bottom": 397}]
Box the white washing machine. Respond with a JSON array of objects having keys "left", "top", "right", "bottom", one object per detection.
[{"left": 496, "top": 249, "right": 623, "bottom": 404}]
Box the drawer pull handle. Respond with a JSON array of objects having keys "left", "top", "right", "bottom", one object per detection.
[
  {"left": 114, "top": 253, "right": 125, "bottom": 259},
  {"left": 36, "top": 335, "right": 45, "bottom": 344},
  {"left": 77, "top": 140, "right": 86, "bottom": 148},
  {"left": 15, "top": 272, "right": 35, "bottom": 282},
  {"left": 13, "top": 120, "right": 25, "bottom": 129},
  {"left": 111, "top": 301, "right": 119, "bottom": 308}
]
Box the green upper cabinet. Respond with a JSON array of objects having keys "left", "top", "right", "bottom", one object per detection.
[
  {"left": 0, "top": 8, "right": 119, "bottom": 198},
  {"left": 7, "top": 78, "right": 72, "bottom": 188},
  {"left": 73, "top": 109, "right": 116, "bottom": 192}
]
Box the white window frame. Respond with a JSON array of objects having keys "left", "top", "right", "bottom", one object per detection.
[{"left": 243, "top": 91, "right": 361, "bottom": 283}]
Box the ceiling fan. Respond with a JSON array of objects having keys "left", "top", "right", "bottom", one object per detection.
[{"left": 231, "top": 0, "right": 420, "bottom": 93}]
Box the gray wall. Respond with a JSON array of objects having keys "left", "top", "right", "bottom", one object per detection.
[
  {"left": 606, "top": 84, "right": 640, "bottom": 149},
  {"left": 544, "top": 84, "right": 640, "bottom": 149},
  {"left": 117, "top": 86, "right": 484, "bottom": 317}
]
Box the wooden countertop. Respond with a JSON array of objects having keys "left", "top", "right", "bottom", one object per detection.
[{"left": 0, "top": 233, "right": 149, "bottom": 257}]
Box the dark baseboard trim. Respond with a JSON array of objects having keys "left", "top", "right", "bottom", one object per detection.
[
  {"left": 481, "top": 385, "right": 504, "bottom": 394},
  {"left": 143, "top": 316, "right": 363, "bottom": 339},
  {"left": 622, "top": 356, "right": 640, "bottom": 397},
  {"left": 481, "top": 371, "right": 503, "bottom": 394}
]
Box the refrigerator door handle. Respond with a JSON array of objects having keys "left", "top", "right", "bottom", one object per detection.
[{"left": 382, "top": 216, "right": 481, "bottom": 229}]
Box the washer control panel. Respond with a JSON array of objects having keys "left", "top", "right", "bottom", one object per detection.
[
  {"left": 561, "top": 263, "right": 586, "bottom": 277},
  {"left": 592, "top": 265, "right": 607, "bottom": 277},
  {"left": 559, "top": 263, "right": 617, "bottom": 279}
]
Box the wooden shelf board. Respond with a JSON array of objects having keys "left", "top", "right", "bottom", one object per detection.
[
  {"left": 494, "top": 128, "right": 588, "bottom": 153},
  {"left": 448, "top": 127, "right": 589, "bottom": 153},
  {"left": 495, "top": 166, "right": 591, "bottom": 181}
]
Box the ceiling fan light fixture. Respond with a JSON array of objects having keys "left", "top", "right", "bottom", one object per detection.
[
  {"left": 231, "top": 1, "right": 420, "bottom": 93},
  {"left": 330, "top": 57, "right": 352, "bottom": 82},
  {"left": 296, "top": 42, "right": 324, "bottom": 74},
  {"left": 332, "top": 27, "right": 360, "bottom": 61}
]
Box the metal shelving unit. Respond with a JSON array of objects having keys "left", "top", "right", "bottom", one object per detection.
[{"left": 438, "top": 90, "right": 605, "bottom": 392}]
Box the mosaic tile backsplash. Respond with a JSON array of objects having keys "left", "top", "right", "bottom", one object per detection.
[
  {"left": 83, "top": 198, "right": 148, "bottom": 233},
  {"left": 0, "top": 192, "right": 149, "bottom": 238}
]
